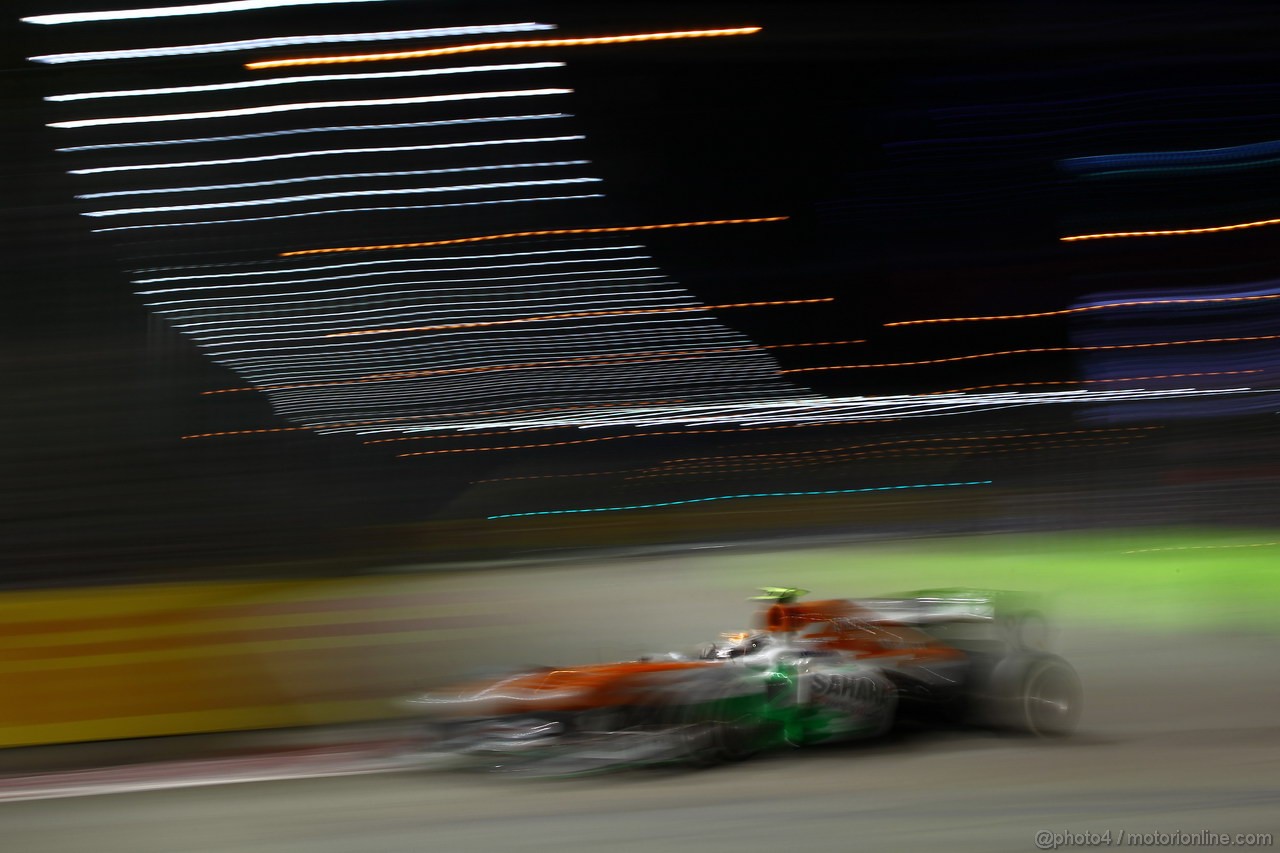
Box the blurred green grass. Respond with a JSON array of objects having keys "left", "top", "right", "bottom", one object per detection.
[{"left": 690, "top": 529, "right": 1280, "bottom": 633}]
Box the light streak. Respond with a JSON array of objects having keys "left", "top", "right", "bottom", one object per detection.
[
  {"left": 170, "top": 284, "right": 679, "bottom": 338},
  {"left": 1124, "top": 542, "right": 1280, "bottom": 554},
  {"left": 782, "top": 334, "right": 1280, "bottom": 371},
  {"left": 478, "top": 427, "right": 1159, "bottom": 482},
  {"left": 85, "top": 177, "right": 600, "bottom": 216},
  {"left": 201, "top": 340, "right": 857, "bottom": 394},
  {"left": 30, "top": 23, "right": 554, "bottom": 64},
  {"left": 283, "top": 216, "right": 789, "bottom": 256},
  {"left": 247, "top": 27, "right": 763, "bottom": 69},
  {"left": 1063, "top": 217, "right": 1280, "bottom": 241},
  {"left": 55, "top": 114, "right": 568, "bottom": 152},
  {"left": 205, "top": 350, "right": 755, "bottom": 394},
  {"left": 262, "top": 348, "right": 747, "bottom": 391},
  {"left": 626, "top": 438, "right": 1145, "bottom": 479},
  {"left": 204, "top": 324, "right": 756, "bottom": 384},
  {"left": 185, "top": 387, "right": 1267, "bottom": 442},
  {"left": 156, "top": 279, "right": 672, "bottom": 320},
  {"left": 886, "top": 294, "right": 1280, "bottom": 326},
  {"left": 1060, "top": 138, "right": 1280, "bottom": 173},
  {"left": 133, "top": 245, "right": 643, "bottom": 285},
  {"left": 80, "top": 161, "right": 590, "bottom": 199},
  {"left": 50, "top": 88, "right": 571, "bottom": 129},
  {"left": 158, "top": 282, "right": 686, "bottom": 318},
  {"left": 395, "top": 422, "right": 912, "bottom": 456},
  {"left": 90, "top": 194, "right": 603, "bottom": 232},
  {"left": 139, "top": 255, "right": 651, "bottom": 294},
  {"left": 24, "top": 0, "right": 390, "bottom": 25},
  {"left": 325, "top": 298, "right": 832, "bottom": 337},
  {"left": 936, "top": 371, "right": 1263, "bottom": 394},
  {"left": 381, "top": 388, "right": 1260, "bottom": 437},
  {"left": 176, "top": 313, "right": 714, "bottom": 359},
  {"left": 181, "top": 400, "right": 691, "bottom": 439},
  {"left": 49, "top": 62, "right": 562, "bottom": 102},
  {"left": 485, "top": 480, "right": 993, "bottom": 521},
  {"left": 70, "top": 135, "right": 583, "bottom": 174}
]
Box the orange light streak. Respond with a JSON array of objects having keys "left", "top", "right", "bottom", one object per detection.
[
  {"left": 281, "top": 217, "right": 788, "bottom": 256},
  {"left": 246, "top": 27, "right": 763, "bottom": 70},
  {"left": 886, "top": 294, "right": 1280, "bottom": 327},
  {"left": 781, "top": 334, "right": 1280, "bottom": 372},
  {"left": 934, "top": 370, "right": 1263, "bottom": 395},
  {"left": 1062, "top": 216, "right": 1280, "bottom": 241}
]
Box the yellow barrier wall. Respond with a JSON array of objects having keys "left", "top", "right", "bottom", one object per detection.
[{"left": 0, "top": 576, "right": 519, "bottom": 748}]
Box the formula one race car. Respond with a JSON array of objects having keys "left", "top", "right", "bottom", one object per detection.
[{"left": 404, "top": 588, "right": 1081, "bottom": 775}]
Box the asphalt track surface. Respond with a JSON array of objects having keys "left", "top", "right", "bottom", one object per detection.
[
  {"left": 3, "top": 541, "right": 1279, "bottom": 853},
  {"left": 2, "top": 624, "right": 1275, "bottom": 852}
]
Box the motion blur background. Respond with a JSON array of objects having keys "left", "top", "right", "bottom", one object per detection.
[
  {"left": 9, "top": 0, "right": 1280, "bottom": 580},
  {"left": 1, "top": 2, "right": 1278, "bottom": 850}
]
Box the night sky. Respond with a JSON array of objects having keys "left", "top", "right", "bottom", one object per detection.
[{"left": 5, "top": 2, "right": 1280, "bottom": 580}]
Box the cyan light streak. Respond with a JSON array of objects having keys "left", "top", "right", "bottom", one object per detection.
[{"left": 487, "top": 481, "right": 996, "bottom": 519}]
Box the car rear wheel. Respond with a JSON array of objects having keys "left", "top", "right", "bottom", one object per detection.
[{"left": 976, "top": 653, "right": 1082, "bottom": 737}]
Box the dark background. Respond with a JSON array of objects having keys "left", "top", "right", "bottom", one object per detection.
[{"left": 5, "top": 2, "right": 1280, "bottom": 580}]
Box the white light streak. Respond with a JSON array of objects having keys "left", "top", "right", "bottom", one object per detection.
[
  {"left": 145, "top": 273, "right": 668, "bottom": 306},
  {"left": 90, "top": 193, "right": 602, "bottom": 231},
  {"left": 49, "top": 62, "right": 563, "bottom": 102},
  {"left": 188, "top": 314, "right": 722, "bottom": 358},
  {"left": 85, "top": 177, "right": 600, "bottom": 216},
  {"left": 136, "top": 254, "right": 650, "bottom": 292},
  {"left": 197, "top": 322, "right": 733, "bottom": 366},
  {"left": 79, "top": 161, "right": 589, "bottom": 199},
  {"left": 132, "top": 245, "right": 644, "bottom": 283},
  {"left": 166, "top": 284, "right": 680, "bottom": 330},
  {"left": 70, "top": 134, "right": 583, "bottom": 173},
  {"left": 176, "top": 292, "right": 693, "bottom": 342},
  {"left": 55, "top": 114, "right": 568, "bottom": 152},
  {"left": 50, "top": 88, "right": 572, "bottom": 129},
  {"left": 292, "top": 387, "right": 1267, "bottom": 437},
  {"left": 24, "top": 0, "right": 390, "bottom": 26},
  {"left": 214, "top": 318, "right": 730, "bottom": 373},
  {"left": 30, "top": 23, "right": 554, "bottom": 64}
]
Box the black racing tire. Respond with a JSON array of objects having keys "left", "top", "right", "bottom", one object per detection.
[{"left": 973, "top": 652, "right": 1082, "bottom": 737}]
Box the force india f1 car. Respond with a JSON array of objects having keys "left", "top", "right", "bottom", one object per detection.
[{"left": 404, "top": 588, "right": 1082, "bottom": 775}]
